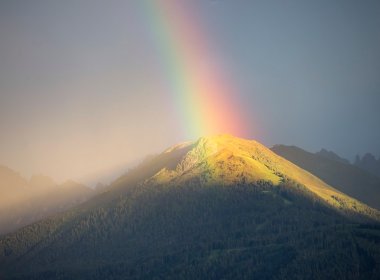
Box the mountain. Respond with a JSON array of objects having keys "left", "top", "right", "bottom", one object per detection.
[
  {"left": 355, "top": 153, "right": 380, "bottom": 178},
  {"left": 0, "top": 166, "right": 29, "bottom": 209},
  {"left": 271, "top": 145, "right": 380, "bottom": 210},
  {"left": 315, "top": 148, "right": 350, "bottom": 165},
  {"left": 1, "top": 135, "right": 380, "bottom": 279},
  {"left": 0, "top": 166, "right": 95, "bottom": 235},
  {"left": 0, "top": 165, "right": 28, "bottom": 192},
  {"left": 29, "top": 174, "right": 56, "bottom": 190}
]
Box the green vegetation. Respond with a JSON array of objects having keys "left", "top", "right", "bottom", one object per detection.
[{"left": 1, "top": 135, "right": 380, "bottom": 279}]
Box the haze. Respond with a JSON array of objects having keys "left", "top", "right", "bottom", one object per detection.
[{"left": 1, "top": 0, "right": 379, "bottom": 185}]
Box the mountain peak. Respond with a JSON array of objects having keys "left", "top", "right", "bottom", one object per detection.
[
  {"left": 149, "top": 134, "right": 280, "bottom": 187},
  {"left": 29, "top": 174, "right": 56, "bottom": 189},
  {"left": 315, "top": 148, "right": 350, "bottom": 164},
  {"left": 138, "top": 135, "right": 380, "bottom": 221},
  {"left": 0, "top": 165, "right": 28, "bottom": 191}
]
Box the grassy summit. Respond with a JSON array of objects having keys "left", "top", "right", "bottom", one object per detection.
[{"left": 147, "top": 135, "right": 379, "bottom": 221}]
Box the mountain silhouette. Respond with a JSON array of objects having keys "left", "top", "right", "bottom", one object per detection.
[
  {"left": 1, "top": 135, "right": 380, "bottom": 279},
  {"left": 0, "top": 165, "right": 95, "bottom": 235},
  {"left": 315, "top": 148, "right": 350, "bottom": 165}
]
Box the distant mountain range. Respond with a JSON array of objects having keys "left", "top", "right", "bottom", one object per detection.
[
  {"left": 0, "top": 165, "right": 95, "bottom": 235},
  {"left": 314, "top": 148, "right": 380, "bottom": 179},
  {"left": 271, "top": 145, "right": 380, "bottom": 210},
  {"left": 1, "top": 135, "right": 379, "bottom": 279}
]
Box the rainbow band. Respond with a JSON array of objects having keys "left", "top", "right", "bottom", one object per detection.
[{"left": 142, "top": 0, "right": 246, "bottom": 139}]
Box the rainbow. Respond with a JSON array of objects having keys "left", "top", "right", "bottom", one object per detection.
[{"left": 142, "top": 1, "right": 247, "bottom": 139}]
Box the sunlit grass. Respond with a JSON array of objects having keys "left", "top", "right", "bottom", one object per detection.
[{"left": 148, "top": 134, "right": 380, "bottom": 220}]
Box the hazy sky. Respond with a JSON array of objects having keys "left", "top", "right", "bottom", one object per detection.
[{"left": 1, "top": 0, "right": 379, "bottom": 184}]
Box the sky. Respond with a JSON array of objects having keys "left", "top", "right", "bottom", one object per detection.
[{"left": 1, "top": 0, "right": 379, "bottom": 185}]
